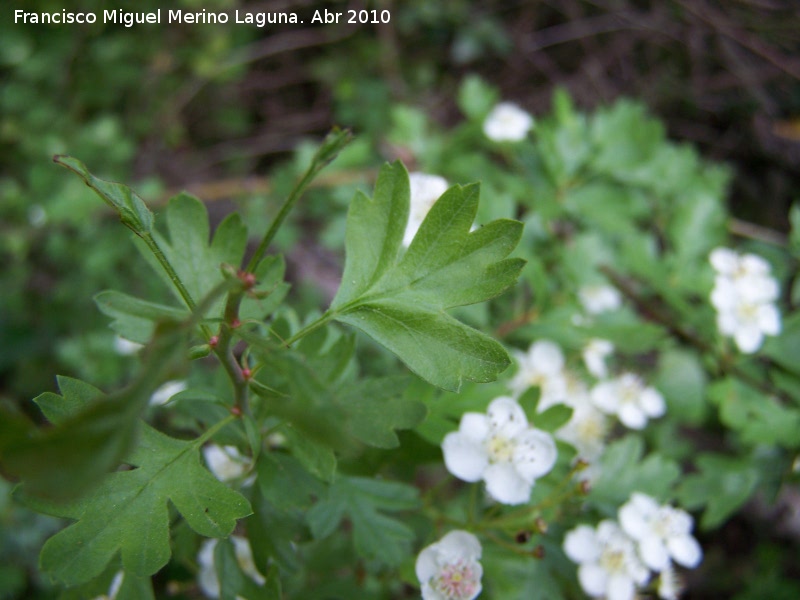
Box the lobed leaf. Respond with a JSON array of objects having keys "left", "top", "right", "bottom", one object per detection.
[
  {"left": 306, "top": 476, "right": 419, "bottom": 566},
  {"left": 137, "top": 193, "right": 247, "bottom": 312},
  {"left": 19, "top": 424, "right": 251, "bottom": 585},
  {"left": 329, "top": 161, "right": 525, "bottom": 391}
]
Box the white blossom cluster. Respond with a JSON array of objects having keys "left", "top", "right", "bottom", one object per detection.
[
  {"left": 416, "top": 530, "right": 483, "bottom": 600},
  {"left": 564, "top": 493, "right": 702, "bottom": 600},
  {"left": 709, "top": 247, "right": 781, "bottom": 353},
  {"left": 508, "top": 340, "right": 665, "bottom": 483}
]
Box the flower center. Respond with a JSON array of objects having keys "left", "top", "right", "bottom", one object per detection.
[
  {"left": 576, "top": 414, "right": 606, "bottom": 443},
  {"left": 735, "top": 301, "right": 759, "bottom": 322},
  {"left": 486, "top": 434, "right": 515, "bottom": 463},
  {"left": 599, "top": 548, "right": 627, "bottom": 575},
  {"left": 432, "top": 560, "right": 480, "bottom": 600}
]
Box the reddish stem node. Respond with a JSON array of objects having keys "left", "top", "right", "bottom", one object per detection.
[{"left": 238, "top": 270, "right": 257, "bottom": 289}]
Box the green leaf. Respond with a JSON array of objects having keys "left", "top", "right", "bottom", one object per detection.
[
  {"left": 256, "top": 452, "right": 326, "bottom": 512},
  {"left": 139, "top": 193, "right": 247, "bottom": 312},
  {"left": 708, "top": 378, "right": 800, "bottom": 448},
  {"left": 590, "top": 435, "right": 681, "bottom": 510},
  {"left": 763, "top": 313, "right": 800, "bottom": 378},
  {"left": 58, "top": 567, "right": 155, "bottom": 600},
  {"left": 337, "top": 377, "right": 427, "bottom": 448},
  {"left": 19, "top": 424, "right": 251, "bottom": 585},
  {"left": 94, "top": 290, "right": 188, "bottom": 344},
  {"left": 306, "top": 476, "right": 419, "bottom": 566},
  {"left": 2, "top": 320, "right": 188, "bottom": 500},
  {"left": 789, "top": 202, "right": 800, "bottom": 256},
  {"left": 457, "top": 75, "right": 499, "bottom": 121},
  {"left": 329, "top": 162, "right": 524, "bottom": 391},
  {"left": 248, "top": 487, "right": 305, "bottom": 574},
  {"left": 333, "top": 162, "right": 409, "bottom": 303},
  {"left": 54, "top": 155, "right": 153, "bottom": 236},
  {"left": 533, "top": 404, "right": 573, "bottom": 433},
  {"left": 260, "top": 343, "right": 424, "bottom": 452},
  {"left": 589, "top": 100, "right": 664, "bottom": 176},
  {"left": 677, "top": 453, "right": 759, "bottom": 529},
  {"left": 282, "top": 424, "right": 337, "bottom": 483},
  {"left": 653, "top": 349, "right": 708, "bottom": 425}
]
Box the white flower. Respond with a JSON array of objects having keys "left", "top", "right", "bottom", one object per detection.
[
  {"left": 416, "top": 530, "right": 483, "bottom": 600},
  {"left": 203, "top": 444, "right": 251, "bottom": 482},
  {"left": 564, "top": 521, "right": 650, "bottom": 600},
  {"left": 709, "top": 247, "right": 781, "bottom": 353},
  {"left": 582, "top": 338, "right": 614, "bottom": 379},
  {"left": 198, "top": 536, "right": 265, "bottom": 599},
  {"left": 556, "top": 388, "right": 609, "bottom": 466},
  {"left": 113, "top": 335, "right": 144, "bottom": 356},
  {"left": 591, "top": 373, "right": 665, "bottom": 430},
  {"left": 482, "top": 102, "right": 533, "bottom": 142},
  {"left": 579, "top": 284, "right": 622, "bottom": 315},
  {"left": 442, "top": 397, "right": 557, "bottom": 505},
  {"left": 509, "top": 340, "right": 568, "bottom": 410},
  {"left": 149, "top": 380, "right": 188, "bottom": 406},
  {"left": 618, "top": 493, "right": 703, "bottom": 573},
  {"left": 404, "top": 172, "right": 450, "bottom": 246}
]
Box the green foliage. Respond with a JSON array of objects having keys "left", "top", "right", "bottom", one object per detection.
[
  {"left": 677, "top": 453, "right": 760, "bottom": 529},
  {"left": 709, "top": 379, "right": 800, "bottom": 448},
  {"left": 6, "top": 65, "right": 799, "bottom": 599},
  {"left": 19, "top": 421, "right": 251, "bottom": 585},
  {"left": 306, "top": 476, "right": 419, "bottom": 567},
  {"left": 330, "top": 161, "right": 525, "bottom": 391},
  {"left": 590, "top": 435, "right": 681, "bottom": 510}
]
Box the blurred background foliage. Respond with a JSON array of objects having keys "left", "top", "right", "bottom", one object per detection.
[{"left": 1, "top": 0, "right": 799, "bottom": 598}]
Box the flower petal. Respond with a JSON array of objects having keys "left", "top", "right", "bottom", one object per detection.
[
  {"left": 667, "top": 534, "right": 703, "bottom": 568},
  {"left": 617, "top": 403, "right": 647, "bottom": 429},
  {"left": 487, "top": 397, "right": 528, "bottom": 437},
  {"left": 442, "top": 432, "right": 488, "bottom": 482},
  {"left": 734, "top": 325, "right": 763, "bottom": 353},
  {"left": 640, "top": 387, "right": 666, "bottom": 417},
  {"left": 415, "top": 545, "right": 440, "bottom": 583},
  {"left": 483, "top": 463, "right": 531, "bottom": 505},
  {"left": 709, "top": 247, "right": 738, "bottom": 274},
  {"left": 591, "top": 381, "right": 619, "bottom": 414},
  {"left": 459, "top": 412, "right": 490, "bottom": 442},
  {"left": 564, "top": 525, "right": 600, "bottom": 563},
  {"left": 578, "top": 563, "right": 608, "bottom": 597},
  {"left": 639, "top": 536, "right": 671, "bottom": 572},
  {"left": 436, "top": 530, "right": 482, "bottom": 562},
  {"left": 607, "top": 573, "right": 637, "bottom": 600},
  {"left": 512, "top": 429, "right": 557, "bottom": 481}
]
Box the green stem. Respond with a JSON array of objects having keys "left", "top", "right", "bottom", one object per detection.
[
  {"left": 141, "top": 233, "right": 197, "bottom": 311},
  {"left": 246, "top": 166, "right": 322, "bottom": 274},
  {"left": 213, "top": 290, "right": 250, "bottom": 415},
  {"left": 195, "top": 413, "right": 239, "bottom": 447},
  {"left": 283, "top": 310, "right": 336, "bottom": 346},
  {"left": 245, "top": 128, "right": 352, "bottom": 272}
]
